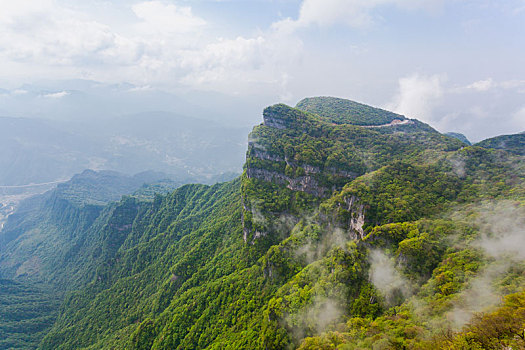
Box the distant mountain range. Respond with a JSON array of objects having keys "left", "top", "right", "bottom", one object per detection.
[{"left": 0, "top": 112, "right": 247, "bottom": 187}]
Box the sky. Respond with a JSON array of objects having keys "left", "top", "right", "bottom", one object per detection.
[{"left": 0, "top": 0, "right": 524, "bottom": 142}]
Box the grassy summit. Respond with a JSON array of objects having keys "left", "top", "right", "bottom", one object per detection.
[{"left": 296, "top": 96, "right": 406, "bottom": 126}]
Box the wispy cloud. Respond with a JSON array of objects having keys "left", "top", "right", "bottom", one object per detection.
[
  {"left": 369, "top": 249, "right": 414, "bottom": 306},
  {"left": 447, "top": 201, "right": 525, "bottom": 328},
  {"left": 273, "top": 0, "right": 445, "bottom": 32},
  {"left": 386, "top": 74, "right": 525, "bottom": 141},
  {"left": 132, "top": 1, "right": 206, "bottom": 34},
  {"left": 42, "top": 91, "right": 70, "bottom": 99},
  {"left": 465, "top": 78, "right": 494, "bottom": 92}
]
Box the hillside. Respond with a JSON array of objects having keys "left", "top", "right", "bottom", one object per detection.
[
  {"left": 0, "top": 170, "right": 198, "bottom": 349},
  {"left": 0, "top": 279, "right": 60, "bottom": 350},
  {"left": 476, "top": 132, "right": 525, "bottom": 155},
  {"left": 1, "top": 97, "right": 524, "bottom": 349},
  {"left": 0, "top": 168, "right": 222, "bottom": 287}
]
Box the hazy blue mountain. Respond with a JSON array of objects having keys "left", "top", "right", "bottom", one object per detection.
[
  {"left": 0, "top": 113, "right": 247, "bottom": 187},
  {"left": 0, "top": 80, "right": 267, "bottom": 127}
]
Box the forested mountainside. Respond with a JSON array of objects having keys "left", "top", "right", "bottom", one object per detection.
[
  {"left": 0, "top": 170, "right": 202, "bottom": 349},
  {"left": 1, "top": 97, "right": 524, "bottom": 349},
  {"left": 475, "top": 132, "right": 525, "bottom": 155}
]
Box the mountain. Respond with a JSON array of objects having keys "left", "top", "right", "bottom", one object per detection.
[
  {"left": 0, "top": 111, "right": 246, "bottom": 229},
  {"left": 444, "top": 132, "right": 472, "bottom": 145},
  {"left": 0, "top": 117, "right": 93, "bottom": 186},
  {"left": 476, "top": 132, "right": 525, "bottom": 155},
  {"left": 0, "top": 170, "right": 202, "bottom": 349},
  {"left": 0, "top": 80, "right": 268, "bottom": 127},
  {"left": 1, "top": 97, "right": 524, "bottom": 349},
  {"left": 0, "top": 169, "right": 220, "bottom": 284},
  {"left": 0, "top": 113, "right": 247, "bottom": 187},
  {"left": 295, "top": 97, "right": 436, "bottom": 134}
]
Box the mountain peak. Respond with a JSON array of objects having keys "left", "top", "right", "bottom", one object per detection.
[{"left": 262, "top": 103, "right": 309, "bottom": 130}]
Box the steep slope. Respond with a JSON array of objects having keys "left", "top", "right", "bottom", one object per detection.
[
  {"left": 242, "top": 103, "right": 464, "bottom": 246},
  {"left": 0, "top": 279, "right": 59, "bottom": 350},
  {"left": 0, "top": 170, "right": 191, "bottom": 349},
  {"left": 0, "top": 170, "right": 188, "bottom": 284},
  {"left": 40, "top": 180, "right": 249, "bottom": 349},
  {"left": 2, "top": 97, "right": 524, "bottom": 350}
]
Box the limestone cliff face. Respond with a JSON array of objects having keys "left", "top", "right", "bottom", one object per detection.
[
  {"left": 240, "top": 98, "right": 458, "bottom": 245},
  {"left": 262, "top": 104, "right": 297, "bottom": 130},
  {"left": 262, "top": 113, "right": 287, "bottom": 130},
  {"left": 245, "top": 168, "right": 326, "bottom": 197},
  {"left": 241, "top": 103, "right": 364, "bottom": 244},
  {"left": 344, "top": 195, "right": 366, "bottom": 240}
]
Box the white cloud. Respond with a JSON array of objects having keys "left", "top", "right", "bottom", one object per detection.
[
  {"left": 466, "top": 78, "right": 494, "bottom": 92},
  {"left": 273, "top": 0, "right": 444, "bottom": 31},
  {"left": 132, "top": 1, "right": 206, "bottom": 34},
  {"left": 0, "top": 1, "right": 208, "bottom": 78},
  {"left": 0, "top": 1, "right": 140, "bottom": 66},
  {"left": 42, "top": 91, "right": 70, "bottom": 99},
  {"left": 0, "top": 0, "right": 54, "bottom": 22},
  {"left": 499, "top": 80, "right": 525, "bottom": 91},
  {"left": 385, "top": 74, "right": 525, "bottom": 141},
  {"left": 180, "top": 36, "right": 267, "bottom": 73},
  {"left": 0, "top": 0, "right": 302, "bottom": 96},
  {"left": 387, "top": 73, "right": 445, "bottom": 121},
  {"left": 177, "top": 31, "right": 303, "bottom": 95},
  {"left": 512, "top": 106, "right": 525, "bottom": 130}
]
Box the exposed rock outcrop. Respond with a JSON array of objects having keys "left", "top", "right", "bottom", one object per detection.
[
  {"left": 345, "top": 195, "right": 366, "bottom": 240},
  {"left": 246, "top": 168, "right": 326, "bottom": 197},
  {"left": 249, "top": 147, "right": 285, "bottom": 162}
]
